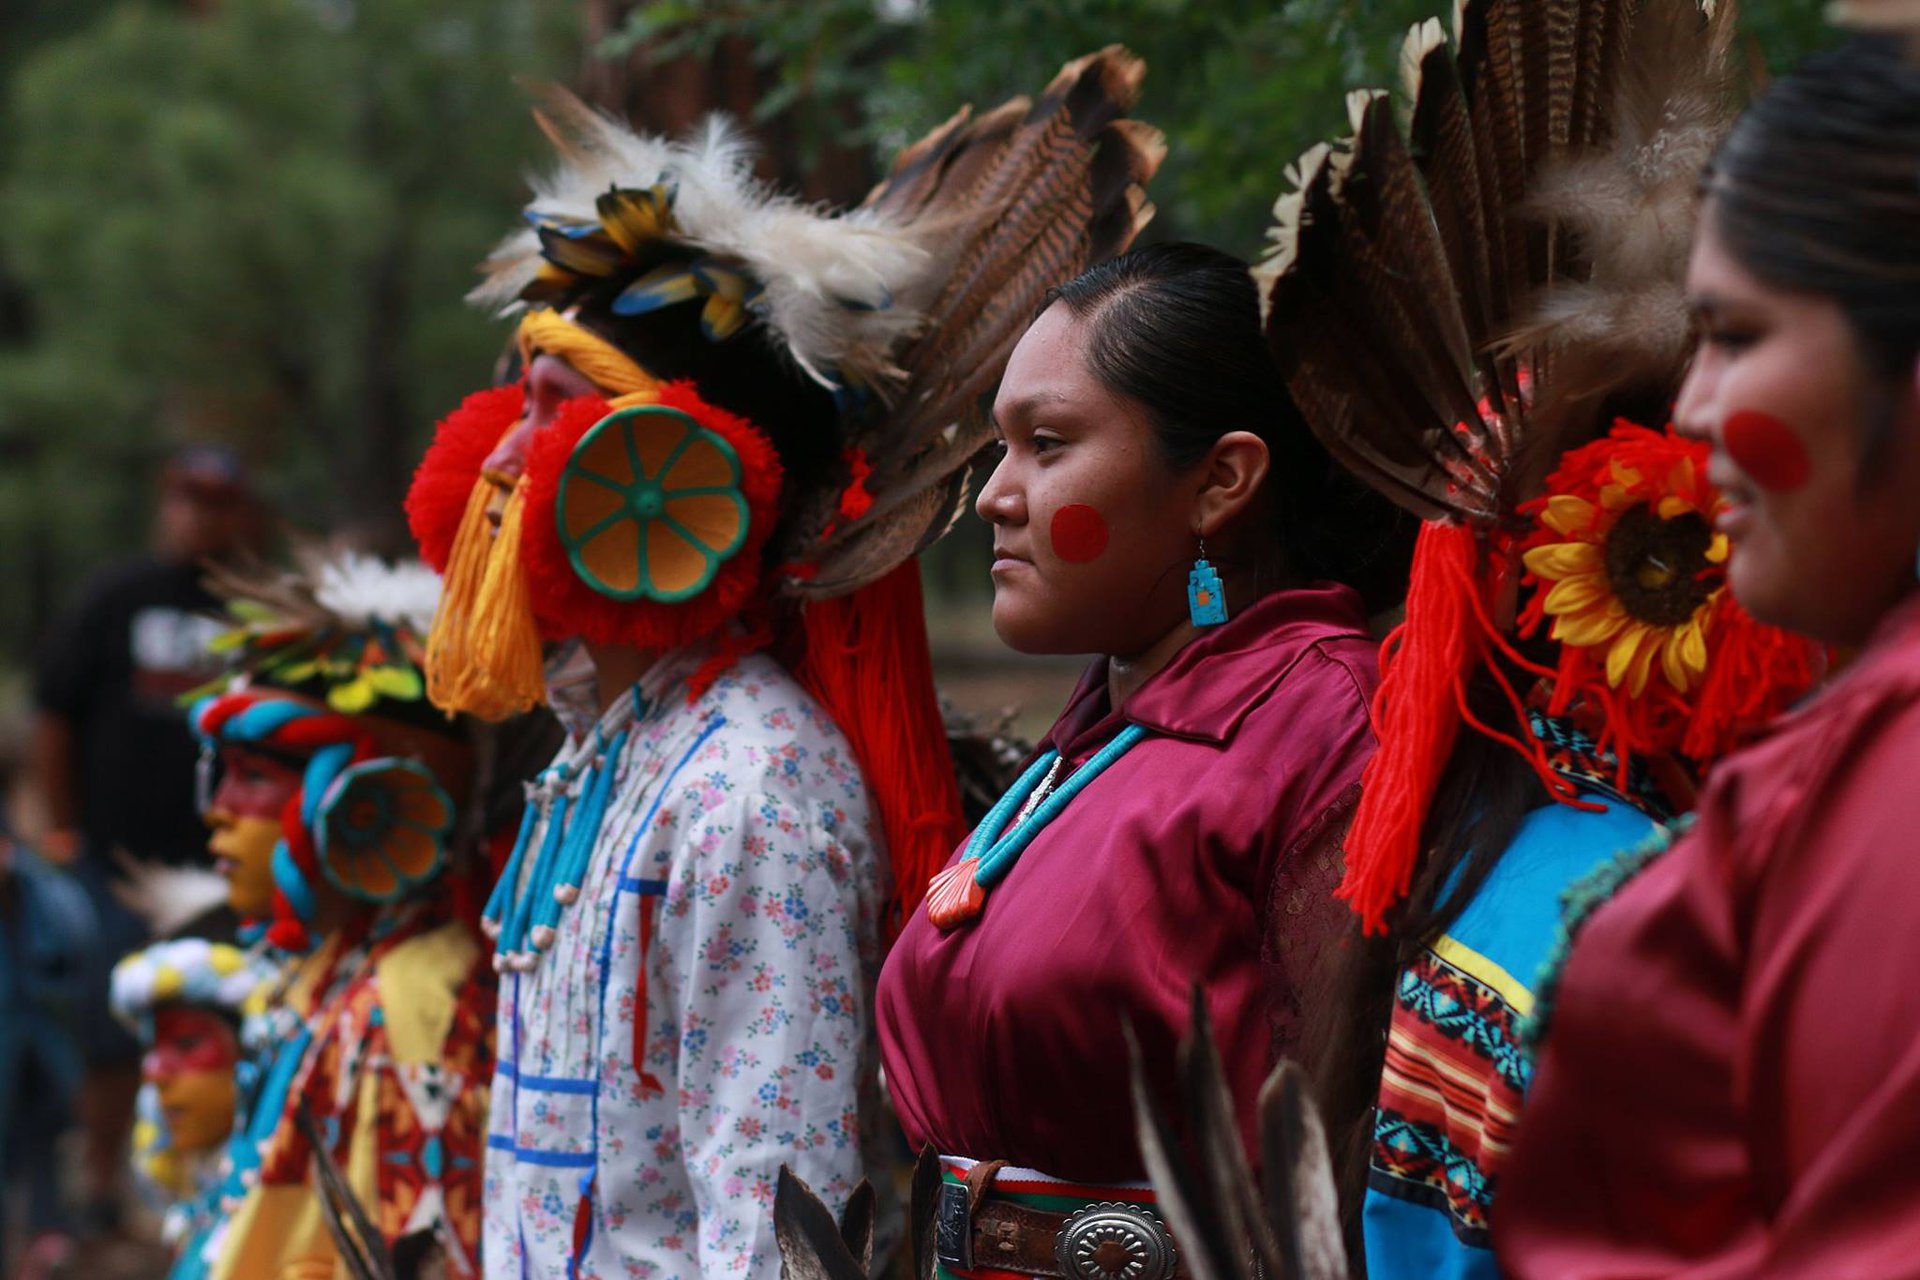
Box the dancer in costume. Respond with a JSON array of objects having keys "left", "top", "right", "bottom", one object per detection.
[
  {"left": 875, "top": 241, "right": 1416, "bottom": 1280},
  {"left": 404, "top": 56, "right": 1161, "bottom": 1278},
  {"left": 109, "top": 939, "right": 272, "bottom": 1280},
  {"left": 1494, "top": 35, "right": 1920, "bottom": 1277},
  {"left": 182, "top": 554, "right": 497, "bottom": 1280},
  {"left": 1253, "top": 3, "right": 1824, "bottom": 1275}
]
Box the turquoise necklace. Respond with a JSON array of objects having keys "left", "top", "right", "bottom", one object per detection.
[{"left": 925, "top": 723, "right": 1148, "bottom": 930}]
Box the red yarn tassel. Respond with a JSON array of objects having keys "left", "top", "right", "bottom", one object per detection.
[
  {"left": 1341, "top": 522, "right": 1599, "bottom": 935},
  {"left": 1339, "top": 523, "right": 1487, "bottom": 936},
  {"left": 1684, "top": 594, "right": 1825, "bottom": 763},
  {"left": 794, "top": 562, "right": 966, "bottom": 944}
]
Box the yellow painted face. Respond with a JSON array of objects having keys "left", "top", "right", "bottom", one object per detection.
[
  {"left": 205, "top": 746, "right": 300, "bottom": 919},
  {"left": 155, "top": 1067, "right": 237, "bottom": 1154},
  {"left": 206, "top": 815, "right": 281, "bottom": 919},
  {"left": 145, "top": 1006, "right": 240, "bottom": 1154}
]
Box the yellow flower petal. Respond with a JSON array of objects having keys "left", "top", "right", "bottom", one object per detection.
[
  {"left": 1706, "top": 533, "right": 1730, "bottom": 564},
  {"left": 1606, "top": 623, "right": 1649, "bottom": 689},
  {"left": 1600, "top": 483, "right": 1634, "bottom": 511},
  {"left": 1680, "top": 612, "right": 1710, "bottom": 672},
  {"left": 1543, "top": 572, "right": 1612, "bottom": 616},
  {"left": 1541, "top": 495, "right": 1597, "bottom": 536},
  {"left": 1624, "top": 626, "right": 1660, "bottom": 698},
  {"left": 1657, "top": 494, "right": 1694, "bottom": 520},
  {"left": 1661, "top": 626, "right": 1694, "bottom": 694},
  {"left": 1524, "top": 541, "right": 1605, "bottom": 581},
  {"left": 1555, "top": 600, "right": 1628, "bottom": 647}
]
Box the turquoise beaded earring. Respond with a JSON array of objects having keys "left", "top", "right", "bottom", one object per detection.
[{"left": 1188, "top": 538, "right": 1227, "bottom": 627}]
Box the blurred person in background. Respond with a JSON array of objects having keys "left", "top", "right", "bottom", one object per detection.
[
  {"left": 107, "top": 939, "right": 271, "bottom": 1280},
  {"left": 0, "top": 792, "right": 97, "bottom": 1280},
  {"left": 27, "top": 444, "right": 261, "bottom": 1238},
  {"left": 186, "top": 553, "right": 495, "bottom": 1280}
]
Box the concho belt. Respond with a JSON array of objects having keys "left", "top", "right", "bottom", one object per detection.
[{"left": 935, "top": 1180, "right": 1185, "bottom": 1279}]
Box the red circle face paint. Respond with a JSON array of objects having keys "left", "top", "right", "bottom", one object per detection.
[
  {"left": 1723, "top": 409, "right": 1811, "bottom": 493},
  {"left": 1049, "top": 504, "right": 1110, "bottom": 564}
]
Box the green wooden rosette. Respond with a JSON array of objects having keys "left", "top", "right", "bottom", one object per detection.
[{"left": 555, "top": 405, "right": 752, "bottom": 603}]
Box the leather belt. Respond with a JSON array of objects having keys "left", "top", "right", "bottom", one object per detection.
[{"left": 935, "top": 1163, "right": 1186, "bottom": 1280}]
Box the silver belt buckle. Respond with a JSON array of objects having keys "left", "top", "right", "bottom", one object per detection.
[
  {"left": 934, "top": 1180, "right": 974, "bottom": 1272},
  {"left": 1054, "top": 1202, "right": 1177, "bottom": 1280}
]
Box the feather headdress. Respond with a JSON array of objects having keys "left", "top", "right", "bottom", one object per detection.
[
  {"left": 1258, "top": 0, "right": 1742, "bottom": 522},
  {"left": 191, "top": 549, "right": 441, "bottom": 715},
  {"left": 473, "top": 106, "right": 933, "bottom": 390},
  {"left": 471, "top": 53, "right": 1164, "bottom": 598},
  {"left": 1256, "top": 0, "right": 1758, "bottom": 933}
]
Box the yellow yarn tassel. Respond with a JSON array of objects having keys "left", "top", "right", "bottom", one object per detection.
[
  {"left": 425, "top": 476, "right": 544, "bottom": 720},
  {"left": 470, "top": 480, "right": 545, "bottom": 715},
  {"left": 425, "top": 478, "right": 493, "bottom": 714}
]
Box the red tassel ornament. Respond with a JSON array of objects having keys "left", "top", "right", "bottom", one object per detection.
[{"left": 794, "top": 562, "right": 967, "bottom": 943}]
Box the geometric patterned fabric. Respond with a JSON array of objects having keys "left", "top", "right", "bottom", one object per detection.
[{"left": 212, "top": 910, "right": 493, "bottom": 1278}]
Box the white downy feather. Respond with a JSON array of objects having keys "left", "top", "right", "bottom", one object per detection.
[
  {"left": 470, "top": 112, "right": 938, "bottom": 389},
  {"left": 310, "top": 552, "right": 442, "bottom": 633},
  {"left": 111, "top": 854, "right": 234, "bottom": 937}
]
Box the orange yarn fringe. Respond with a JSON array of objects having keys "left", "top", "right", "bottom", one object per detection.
[
  {"left": 794, "top": 562, "right": 965, "bottom": 945},
  {"left": 424, "top": 476, "right": 546, "bottom": 721},
  {"left": 1338, "top": 522, "right": 1593, "bottom": 936}
]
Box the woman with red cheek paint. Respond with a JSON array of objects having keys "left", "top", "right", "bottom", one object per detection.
[
  {"left": 876, "top": 242, "right": 1416, "bottom": 1269},
  {"left": 1497, "top": 37, "right": 1920, "bottom": 1279}
]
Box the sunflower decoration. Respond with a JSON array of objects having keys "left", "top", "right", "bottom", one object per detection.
[{"left": 1517, "top": 420, "right": 1822, "bottom": 774}]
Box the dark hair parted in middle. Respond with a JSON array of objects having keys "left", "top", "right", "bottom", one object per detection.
[{"left": 1046, "top": 241, "right": 1416, "bottom": 612}]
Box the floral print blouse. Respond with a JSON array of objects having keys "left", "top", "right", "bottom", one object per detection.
[{"left": 485, "top": 648, "right": 885, "bottom": 1279}]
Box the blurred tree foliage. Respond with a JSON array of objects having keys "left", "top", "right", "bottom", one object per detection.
[
  {"left": 0, "top": 0, "right": 1840, "bottom": 667},
  {"left": 0, "top": 0, "right": 570, "bottom": 660},
  {"left": 610, "top": 0, "right": 1838, "bottom": 253}
]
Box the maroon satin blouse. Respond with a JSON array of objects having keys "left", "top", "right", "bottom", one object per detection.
[
  {"left": 876, "top": 584, "right": 1379, "bottom": 1181},
  {"left": 1498, "top": 596, "right": 1920, "bottom": 1277}
]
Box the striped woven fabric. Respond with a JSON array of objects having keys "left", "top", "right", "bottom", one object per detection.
[{"left": 1371, "top": 940, "right": 1527, "bottom": 1246}]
